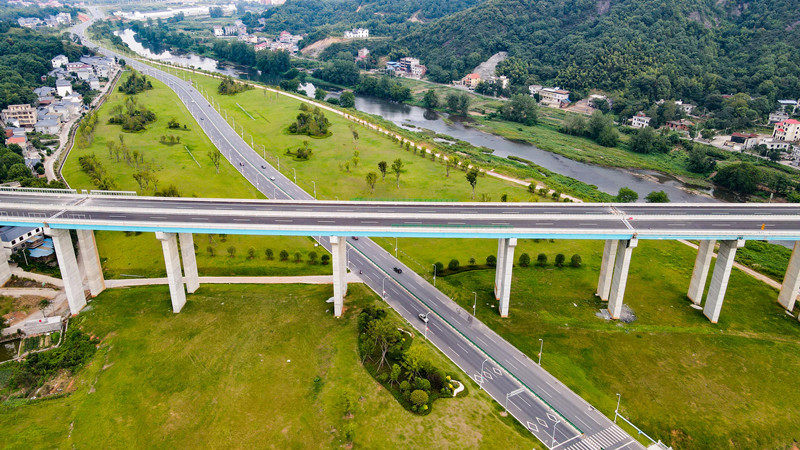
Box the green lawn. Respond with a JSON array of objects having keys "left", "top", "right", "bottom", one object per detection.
[
  {"left": 376, "top": 236, "right": 800, "bottom": 449},
  {"left": 0, "top": 284, "right": 538, "bottom": 449},
  {"left": 62, "top": 70, "right": 328, "bottom": 278},
  {"left": 186, "top": 71, "right": 537, "bottom": 202}
]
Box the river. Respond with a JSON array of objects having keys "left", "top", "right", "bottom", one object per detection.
[{"left": 117, "top": 28, "right": 723, "bottom": 203}]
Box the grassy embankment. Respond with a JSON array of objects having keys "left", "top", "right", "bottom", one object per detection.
[
  {"left": 373, "top": 236, "right": 800, "bottom": 449},
  {"left": 61, "top": 70, "right": 327, "bottom": 278},
  {"left": 186, "top": 71, "right": 538, "bottom": 202},
  {"left": 0, "top": 284, "right": 538, "bottom": 449}
]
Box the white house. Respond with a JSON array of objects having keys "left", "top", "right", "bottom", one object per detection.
[
  {"left": 34, "top": 119, "right": 60, "bottom": 135},
  {"left": 769, "top": 110, "right": 790, "bottom": 124},
  {"left": 774, "top": 119, "right": 800, "bottom": 142},
  {"left": 538, "top": 88, "right": 570, "bottom": 108},
  {"left": 88, "top": 77, "right": 101, "bottom": 90},
  {"left": 344, "top": 28, "right": 369, "bottom": 39},
  {"left": 56, "top": 79, "right": 72, "bottom": 97},
  {"left": 51, "top": 54, "right": 68, "bottom": 68},
  {"left": 630, "top": 111, "right": 652, "bottom": 128},
  {"left": 0, "top": 226, "right": 44, "bottom": 251}
]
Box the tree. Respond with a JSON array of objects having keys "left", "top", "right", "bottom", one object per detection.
[
  {"left": 486, "top": 255, "right": 496, "bottom": 266},
  {"left": 208, "top": 148, "right": 221, "bottom": 174},
  {"left": 616, "top": 187, "right": 639, "bottom": 203},
  {"left": 645, "top": 190, "right": 670, "bottom": 203},
  {"left": 448, "top": 259, "right": 460, "bottom": 271},
  {"left": 597, "top": 126, "right": 619, "bottom": 147},
  {"left": 389, "top": 363, "right": 401, "bottom": 386},
  {"left": 410, "top": 390, "right": 429, "bottom": 407},
  {"left": 314, "top": 88, "right": 327, "bottom": 101},
  {"left": 500, "top": 94, "right": 538, "bottom": 125},
  {"left": 207, "top": 246, "right": 215, "bottom": 257},
  {"left": 38, "top": 298, "right": 51, "bottom": 317},
  {"left": 308, "top": 251, "right": 318, "bottom": 264},
  {"left": 365, "top": 172, "right": 378, "bottom": 193},
  {"left": 294, "top": 252, "right": 302, "bottom": 262},
  {"left": 629, "top": 127, "right": 657, "bottom": 154},
  {"left": 555, "top": 253, "right": 566, "bottom": 267},
  {"left": 570, "top": 254, "right": 582, "bottom": 267},
  {"left": 247, "top": 247, "right": 256, "bottom": 259},
  {"left": 321, "top": 254, "right": 330, "bottom": 265},
  {"left": 339, "top": 390, "right": 356, "bottom": 417},
  {"left": 423, "top": 89, "right": 439, "bottom": 109},
  {"left": 340, "top": 91, "right": 355, "bottom": 108},
  {"left": 537, "top": 253, "right": 547, "bottom": 266},
  {"left": 391, "top": 159, "right": 404, "bottom": 188},
  {"left": 518, "top": 253, "right": 531, "bottom": 267},
  {"left": 378, "top": 161, "right": 387, "bottom": 180},
  {"left": 265, "top": 248, "right": 274, "bottom": 259},
  {"left": 465, "top": 168, "right": 479, "bottom": 199},
  {"left": 713, "top": 162, "right": 760, "bottom": 195},
  {"left": 279, "top": 250, "right": 289, "bottom": 261},
  {"left": 227, "top": 246, "right": 236, "bottom": 257},
  {"left": 368, "top": 318, "right": 401, "bottom": 370},
  {"left": 434, "top": 261, "right": 444, "bottom": 273}
]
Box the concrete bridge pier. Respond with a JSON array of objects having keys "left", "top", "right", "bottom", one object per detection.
[
  {"left": 608, "top": 238, "right": 638, "bottom": 320},
  {"left": 687, "top": 239, "right": 716, "bottom": 305},
  {"left": 76, "top": 229, "right": 105, "bottom": 297},
  {"left": 179, "top": 233, "right": 199, "bottom": 294},
  {"left": 45, "top": 227, "right": 86, "bottom": 315},
  {"left": 777, "top": 241, "right": 800, "bottom": 313},
  {"left": 330, "top": 236, "right": 348, "bottom": 317},
  {"left": 496, "top": 238, "right": 517, "bottom": 317},
  {"left": 0, "top": 248, "right": 11, "bottom": 287},
  {"left": 156, "top": 231, "right": 186, "bottom": 313},
  {"left": 494, "top": 238, "right": 508, "bottom": 299},
  {"left": 596, "top": 239, "right": 619, "bottom": 301},
  {"left": 703, "top": 239, "right": 745, "bottom": 323}
]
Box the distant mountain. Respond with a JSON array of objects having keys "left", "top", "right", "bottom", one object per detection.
[{"left": 401, "top": 0, "right": 800, "bottom": 105}]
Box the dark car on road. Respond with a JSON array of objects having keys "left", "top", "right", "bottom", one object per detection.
[{"left": 393, "top": 267, "right": 402, "bottom": 274}]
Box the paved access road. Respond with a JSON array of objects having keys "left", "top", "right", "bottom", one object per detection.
[{"left": 60, "top": 12, "right": 648, "bottom": 449}]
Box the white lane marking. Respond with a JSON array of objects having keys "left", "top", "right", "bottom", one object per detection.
[
  {"left": 518, "top": 397, "right": 532, "bottom": 408},
  {"left": 318, "top": 220, "right": 336, "bottom": 223},
  {"left": 512, "top": 354, "right": 528, "bottom": 366},
  {"left": 109, "top": 215, "right": 126, "bottom": 218},
  {"left": 448, "top": 222, "right": 465, "bottom": 225},
  {"left": 545, "top": 380, "right": 561, "bottom": 392},
  {"left": 537, "top": 222, "right": 553, "bottom": 226},
  {"left": 475, "top": 336, "right": 489, "bottom": 346},
  {"left": 190, "top": 218, "right": 208, "bottom": 221},
  {"left": 362, "top": 220, "right": 379, "bottom": 224},
  {"left": 505, "top": 360, "right": 519, "bottom": 371},
  {"left": 405, "top": 221, "right": 422, "bottom": 224},
  {"left": 233, "top": 218, "right": 250, "bottom": 222},
  {"left": 275, "top": 219, "right": 292, "bottom": 222},
  {"left": 491, "top": 222, "right": 510, "bottom": 225}
]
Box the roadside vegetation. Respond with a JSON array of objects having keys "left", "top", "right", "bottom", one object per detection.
[{"left": 0, "top": 284, "right": 537, "bottom": 448}]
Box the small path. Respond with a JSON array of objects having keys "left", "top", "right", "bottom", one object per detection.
[
  {"left": 9, "top": 266, "right": 64, "bottom": 287},
  {"left": 678, "top": 239, "right": 782, "bottom": 290},
  {"left": 0, "top": 288, "right": 60, "bottom": 298},
  {"left": 104, "top": 273, "right": 362, "bottom": 288}
]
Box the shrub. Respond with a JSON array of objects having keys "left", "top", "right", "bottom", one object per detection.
[
  {"left": 308, "top": 251, "right": 318, "bottom": 264},
  {"left": 227, "top": 246, "right": 236, "bottom": 257},
  {"left": 486, "top": 255, "right": 497, "bottom": 266},
  {"left": 206, "top": 246, "right": 215, "bottom": 257},
  {"left": 265, "top": 248, "right": 273, "bottom": 260},
  {"left": 434, "top": 261, "right": 444, "bottom": 273},
  {"left": 555, "top": 253, "right": 566, "bottom": 267},
  {"left": 320, "top": 254, "right": 330, "bottom": 265},
  {"left": 294, "top": 252, "right": 303, "bottom": 262},
  {"left": 468, "top": 257, "right": 476, "bottom": 266},
  {"left": 410, "top": 390, "right": 429, "bottom": 407},
  {"left": 571, "top": 254, "right": 582, "bottom": 267},
  {"left": 414, "top": 377, "right": 431, "bottom": 392},
  {"left": 518, "top": 253, "right": 531, "bottom": 267},
  {"left": 247, "top": 247, "right": 256, "bottom": 259},
  {"left": 448, "top": 259, "right": 460, "bottom": 271},
  {"left": 399, "top": 380, "right": 410, "bottom": 392},
  {"left": 279, "top": 250, "right": 289, "bottom": 261},
  {"left": 537, "top": 253, "right": 547, "bottom": 266}
]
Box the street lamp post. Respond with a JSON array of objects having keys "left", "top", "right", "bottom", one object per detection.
[
  {"left": 382, "top": 276, "right": 388, "bottom": 299},
  {"left": 395, "top": 237, "right": 398, "bottom": 258},
  {"left": 538, "top": 338, "right": 543, "bottom": 366},
  {"left": 472, "top": 291, "right": 477, "bottom": 316},
  {"left": 292, "top": 168, "right": 296, "bottom": 184},
  {"left": 312, "top": 181, "right": 316, "bottom": 199},
  {"left": 550, "top": 419, "right": 560, "bottom": 445},
  {"left": 432, "top": 263, "right": 437, "bottom": 287},
  {"left": 479, "top": 358, "right": 489, "bottom": 390},
  {"left": 614, "top": 393, "right": 621, "bottom": 423}
]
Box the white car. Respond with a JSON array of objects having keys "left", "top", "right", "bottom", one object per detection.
[{"left": 418, "top": 313, "right": 429, "bottom": 323}]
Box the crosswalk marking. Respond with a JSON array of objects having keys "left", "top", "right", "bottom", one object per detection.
[{"left": 564, "top": 426, "right": 630, "bottom": 450}]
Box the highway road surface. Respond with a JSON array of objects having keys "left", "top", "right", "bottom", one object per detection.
[{"left": 54, "top": 11, "right": 677, "bottom": 449}]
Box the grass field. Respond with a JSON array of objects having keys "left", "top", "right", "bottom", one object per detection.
[
  {"left": 186, "top": 71, "right": 537, "bottom": 202},
  {"left": 61, "top": 70, "right": 328, "bottom": 278},
  {"left": 375, "top": 236, "right": 800, "bottom": 448},
  {"left": 0, "top": 284, "right": 538, "bottom": 449}
]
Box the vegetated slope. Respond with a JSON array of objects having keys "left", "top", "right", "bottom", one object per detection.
[
  {"left": 402, "top": 0, "right": 800, "bottom": 102},
  {"left": 258, "top": 0, "right": 485, "bottom": 36}
]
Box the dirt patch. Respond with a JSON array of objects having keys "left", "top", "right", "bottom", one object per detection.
[
  {"left": 33, "top": 369, "right": 78, "bottom": 398},
  {"left": 301, "top": 37, "right": 347, "bottom": 58},
  {"left": 471, "top": 52, "right": 508, "bottom": 80},
  {"left": 408, "top": 10, "right": 424, "bottom": 23},
  {"left": 5, "top": 276, "right": 57, "bottom": 289}
]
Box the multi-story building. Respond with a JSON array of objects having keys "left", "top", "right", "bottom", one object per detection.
[
  {"left": 51, "top": 54, "right": 68, "bottom": 68},
  {"left": 56, "top": 79, "right": 72, "bottom": 97},
  {"left": 774, "top": 119, "right": 800, "bottom": 142},
  {"left": 629, "top": 111, "right": 651, "bottom": 128},
  {"left": 0, "top": 226, "right": 44, "bottom": 251},
  {"left": 344, "top": 28, "right": 369, "bottom": 39},
  {"left": 538, "top": 88, "right": 571, "bottom": 108},
  {"left": 1, "top": 104, "right": 37, "bottom": 127}
]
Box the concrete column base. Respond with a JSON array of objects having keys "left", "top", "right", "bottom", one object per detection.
[
  {"left": 179, "top": 233, "right": 199, "bottom": 294},
  {"left": 608, "top": 238, "right": 638, "bottom": 320},
  {"left": 46, "top": 227, "right": 86, "bottom": 315},
  {"left": 0, "top": 248, "right": 12, "bottom": 287},
  {"left": 687, "top": 240, "right": 716, "bottom": 305},
  {"left": 703, "top": 239, "right": 745, "bottom": 323},
  {"left": 777, "top": 241, "right": 800, "bottom": 312},
  {"left": 596, "top": 239, "right": 619, "bottom": 301},
  {"left": 331, "top": 236, "right": 348, "bottom": 317},
  {"left": 76, "top": 229, "right": 105, "bottom": 297},
  {"left": 498, "top": 238, "right": 517, "bottom": 318},
  {"left": 156, "top": 231, "right": 186, "bottom": 313}
]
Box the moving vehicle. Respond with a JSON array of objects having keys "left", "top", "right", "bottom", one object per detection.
[
  {"left": 418, "top": 313, "right": 429, "bottom": 323},
  {"left": 393, "top": 267, "right": 402, "bottom": 274}
]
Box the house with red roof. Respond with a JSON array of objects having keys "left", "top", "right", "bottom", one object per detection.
[{"left": 773, "top": 119, "right": 800, "bottom": 142}]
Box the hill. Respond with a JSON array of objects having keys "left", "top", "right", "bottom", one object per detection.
[{"left": 400, "top": 0, "right": 800, "bottom": 106}]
